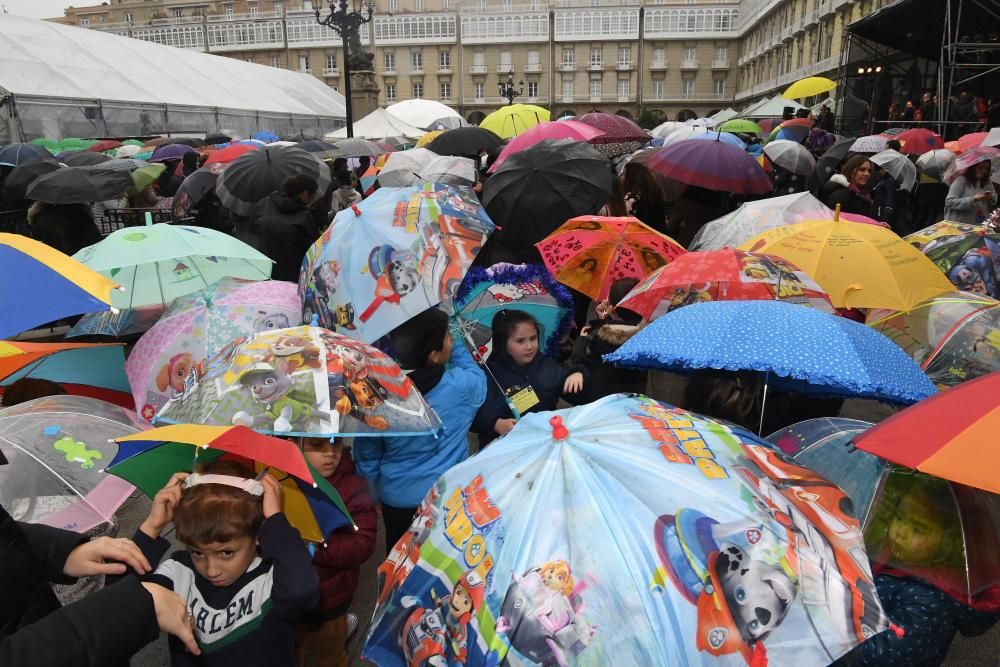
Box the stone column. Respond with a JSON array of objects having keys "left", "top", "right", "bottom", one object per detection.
[{"left": 350, "top": 70, "right": 380, "bottom": 120}]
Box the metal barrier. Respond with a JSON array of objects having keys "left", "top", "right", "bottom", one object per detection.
[{"left": 100, "top": 209, "right": 193, "bottom": 235}]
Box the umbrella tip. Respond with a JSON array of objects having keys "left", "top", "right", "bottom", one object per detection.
[{"left": 550, "top": 415, "right": 569, "bottom": 441}]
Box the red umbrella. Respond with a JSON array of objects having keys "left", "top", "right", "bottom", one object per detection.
[
  {"left": 897, "top": 128, "right": 945, "bottom": 155},
  {"left": 955, "top": 131, "right": 989, "bottom": 152},
  {"left": 758, "top": 118, "right": 778, "bottom": 134},
  {"left": 87, "top": 140, "right": 123, "bottom": 153},
  {"left": 204, "top": 143, "right": 261, "bottom": 166},
  {"left": 779, "top": 117, "right": 813, "bottom": 130},
  {"left": 578, "top": 112, "right": 649, "bottom": 144},
  {"left": 647, "top": 138, "right": 773, "bottom": 194}
]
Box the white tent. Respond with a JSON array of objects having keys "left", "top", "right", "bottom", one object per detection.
[
  {"left": 0, "top": 15, "right": 346, "bottom": 142},
  {"left": 385, "top": 100, "right": 460, "bottom": 130},
  {"left": 708, "top": 108, "right": 740, "bottom": 124},
  {"left": 325, "top": 108, "right": 425, "bottom": 140},
  {"left": 740, "top": 96, "right": 807, "bottom": 118}
]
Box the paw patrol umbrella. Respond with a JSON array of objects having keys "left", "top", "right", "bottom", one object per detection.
[
  {"left": 299, "top": 184, "right": 495, "bottom": 343},
  {"left": 362, "top": 394, "right": 888, "bottom": 667},
  {"left": 906, "top": 221, "right": 1000, "bottom": 299},
  {"left": 153, "top": 325, "right": 441, "bottom": 438}
]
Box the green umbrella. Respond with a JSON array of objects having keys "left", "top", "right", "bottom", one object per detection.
[
  {"left": 130, "top": 163, "right": 166, "bottom": 192},
  {"left": 58, "top": 138, "right": 94, "bottom": 152},
  {"left": 72, "top": 222, "right": 274, "bottom": 309},
  {"left": 718, "top": 118, "right": 763, "bottom": 135},
  {"left": 29, "top": 138, "right": 60, "bottom": 153},
  {"left": 122, "top": 139, "right": 145, "bottom": 147}
]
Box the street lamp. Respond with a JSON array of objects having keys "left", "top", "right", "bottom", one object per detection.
[
  {"left": 316, "top": 0, "right": 375, "bottom": 138},
  {"left": 498, "top": 73, "right": 524, "bottom": 106}
]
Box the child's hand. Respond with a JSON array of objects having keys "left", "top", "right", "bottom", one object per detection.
[
  {"left": 261, "top": 474, "right": 283, "bottom": 518},
  {"left": 563, "top": 372, "right": 584, "bottom": 394},
  {"left": 494, "top": 418, "right": 517, "bottom": 436},
  {"left": 140, "top": 472, "right": 188, "bottom": 539}
]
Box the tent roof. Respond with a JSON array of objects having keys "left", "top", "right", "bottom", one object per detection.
[
  {"left": 848, "top": 0, "right": 981, "bottom": 60},
  {"left": 0, "top": 14, "right": 345, "bottom": 118},
  {"left": 708, "top": 108, "right": 739, "bottom": 123},
  {"left": 740, "top": 96, "right": 807, "bottom": 118},
  {"left": 325, "top": 108, "right": 425, "bottom": 140}
]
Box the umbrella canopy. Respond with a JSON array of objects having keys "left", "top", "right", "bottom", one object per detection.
[
  {"left": 300, "top": 184, "right": 494, "bottom": 342},
  {"left": 0, "top": 234, "right": 119, "bottom": 339},
  {"left": 660, "top": 125, "right": 710, "bottom": 145},
  {"left": 109, "top": 424, "right": 351, "bottom": 543},
  {"left": 332, "top": 137, "right": 387, "bottom": 157},
  {"left": 0, "top": 395, "right": 144, "bottom": 533},
  {"left": 869, "top": 149, "right": 917, "bottom": 191},
  {"left": 766, "top": 119, "right": 812, "bottom": 144},
  {"left": 86, "top": 140, "right": 122, "bottom": 154},
  {"left": 25, "top": 164, "right": 164, "bottom": 205},
  {"left": 607, "top": 300, "right": 937, "bottom": 403},
  {"left": 29, "top": 137, "right": 59, "bottom": 153},
  {"left": 949, "top": 132, "right": 989, "bottom": 153},
  {"left": 203, "top": 143, "right": 260, "bottom": 166},
  {"left": 415, "top": 130, "right": 443, "bottom": 148},
  {"left": 897, "top": 128, "right": 945, "bottom": 155},
  {"left": 375, "top": 148, "right": 438, "bottom": 187},
  {"left": 942, "top": 145, "right": 1000, "bottom": 184},
  {"left": 811, "top": 137, "right": 855, "bottom": 189},
  {"left": 782, "top": 76, "right": 837, "bottom": 99},
  {"left": 114, "top": 145, "right": 142, "bottom": 159},
  {"left": 297, "top": 139, "right": 338, "bottom": 154},
  {"left": 326, "top": 107, "right": 426, "bottom": 140},
  {"left": 577, "top": 112, "right": 649, "bottom": 144},
  {"left": 763, "top": 140, "right": 816, "bottom": 175},
  {"left": 483, "top": 139, "right": 613, "bottom": 248},
  {"left": 2, "top": 157, "right": 61, "bottom": 203},
  {"left": 124, "top": 278, "right": 301, "bottom": 420},
  {"left": 252, "top": 131, "right": 279, "bottom": 143},
  {"left": 150, "top": 143, "right": 196, "bottom": 163},
  {"left": 647, "top": 139, "right": 773, "bottom": 195},
  {"left": 488, "top": 120, "right": 604, "bottom": 173},
  {"left": 741, "top": 216, "right": 954, "bottom": 311},
  {"left": 204, "top": 133, "right": 232, "bottom": 145},
  {"left": 915, "top": 149, "right": 956, "bottom": 181},
  {"left": 650, "top": 120, "right": 687, "bottom": 138},
  {"left": 363, "top": 394, "right": 888, "bottom": 667},
  {"left": 425, "top": 127, "right": 503, "bottom": 157},
  {"left": 59, "top": 151, "right": 112, "bottom": 167},
  {"left": 382, "top": 136, "right": 414, "bottom": 150},
  {"left": 717, "top": 118, "right": 764, "bottom": 135},
  {"left": 72, "top": 223, "right": 272, "bottom": 309},
  {"left": 66, "top": 305, "right": 164, "bottom": 340},
  {"left": 0, "top": 143, "right": 51, "bottom": 167},
  {"left": 154, "top": 326, "right": 442, "bottom": 438},
  {"left": 215, "top": 145, "right": 330, "bottom": 218},
  {"left": 385, "top": 99, "right": 461, "bottom": 130},
  {"left": 0, "top": 341, "right": 128, "bottom": 397},
  {"left": 416, "top": 155, "right": 478, "bottom": 186},
  {"left": 618, "top": 249, "right": 834, "bottom": 320},
  {"left": 689, "top": 130, "right": 746, "bottom": 150},
  {"left": 453, "top": 263, "right": 573, "bottom": 361},
  {"left": 690, "top": 192, "right": 832, "bottom": 250},
  {"left": 867, "top": 290, "right": 1000, "bottom": 388},
  {"left": 425, "top": 115, "right": 469, "bottom": 131},
  {"left": 171, "top": 162, "right": 226, "bottom": 219},
  {"left": 906, "top": 221, "right": 1000, "bottom": 298},
  {"left": 536, "top": 215, "right": 685, "bottom": 301},
  {"left": 479, "top": 103, "right": 551, "bottom": 139},
  {"left": 849, "top": 134, "right": 889, "bottom": 154}
]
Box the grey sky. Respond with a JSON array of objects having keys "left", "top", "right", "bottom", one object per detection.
[{"left": 2, "top": 0, "right": 70, "bottom": 20}]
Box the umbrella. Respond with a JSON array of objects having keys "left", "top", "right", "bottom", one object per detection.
[
  {"left": 741, "top": 215, "right": 954, "bottom": 311},
  {"left": 382, "top": 136, "right": 414, "bottom": 150},
  {"left": 766, "top": 119, "right": 812, "bottom": 144},
  {"left": 869, "top": 149, "right": 917, "bottom": 191},
  {"left": 415, "top": 131, "right": 443, "bottom": 148},
  {"left": 0, "top": 143, "right": 51, "bottom": 167},
  {"left": 897, "top": 128, "right": 945, "bottom": 155},
  {"left": 867, "top": 290, "right": 1000, "bottom": 388},
  {"left": 24, "top": 164, "right": 152, "bottom": 205},
  {"left": 72, "top": 223, "right": 272, "bottom": 309},
  {"left": 811, "top": 137, "right": 855, "bottom": 189},
  {"left": 204, "top": 133, "right": 232, "bottom": 145},
  {"left": 425, "top": 115, "right": 469, "bottom": 131},
  {"left": 86, "top": 140, "right": 122, "bottom": 154},
  {"left": 333, "top": 137, "right": 388, "bottom": 157},
  {"left": 853, "top": 370, "right": 1000, "bottom": 494},
  {"left": 536, "top": 215, "right": 685, "bottom": 301},
  {"left": 125, "top": 278, "right": 302, "bottom": 421},
  {"left": 416, "top": 155, "right": 478, "bottom": 186},
  {"left": 482, "top": 139, "right": 613, "bottom": 248},
  {"left": 660, "top": 125, "right": 711, "bottom": 145},
  {"left": 915, "top": 149, "right": 956, "bottom": 181},
  {"left": 29, "top": 137, "right": 59, "bottom": 153},
  {"left": 59, "top": 151, "right": 112, "bottom": 167},
  {"left": 0, "top": 341, "right": 129, "bottom": 399},
  {"left": 153, "top": 327, "right": 442, "bottom": 438},
  {"left": 479, "top": 103, "right": 550, "bottom": 139},
  {"left": 252, "top": 131, "right": 279, "bottom": 143},
  {"left": 2, "top": 157, "right": 61, "bottom": 203},
  {"left": 950, "top": 132, "right": 989, "bottom": 153},
  {"left": 216, "top": 146, "right": 331, "bottom": 218},
  {"left": 0, "top": 395, "right": 144, "bottom": 534},
  {"left": 66, "top": 305, "right": 165, "bottom": 341},
  {"left": 906, "top": 221, "right": 1000, "bottom": 298},
  {"left": 385, "top": 99, "right": 461, "bottom": 130},
  {"left": 769, "top": 417, "right": 1000, "bottom": 611},
  {"left": 171, "top": 163, "right": 226, "bottom": 219},
  {"left": 109, "top": 424, "right": 352, "bottom": 543},
  {"left": 618, "top": 249, "right": 835, "bottom": 320},
  {"left": 150, "top": 143, "right": 196, "bottom": 163},
  {"left": 763, "top": 140, "right": 816, "bottom": 175},
  {"left": 375, "top": 148, "right": 438, "bottom": 187},
  {"left": 578, "top": 112, "right": 649, "bottom": 145},
  {"left": 487, "top": 120, "right": 604, "bottom": 173},
  {"left": 647, "top": 138, "right": 773, "bottom": 195},
  {"left": 783, "top": 76, "right": 837, "bottom": 99},
  {"left": 717, "top": 118, "right": 763, "bottom": 135},
  {"left": 689, "top": 131, "right": 747, "bottom": 150},
  {"left": 425, "top": 127, "right": 503, "bottom": 157},
  {"left": 59, "top": 138, "right": 96, "bottom": 152},
  {"left": 849, "top": 134, "right": 889, "bottom": 154},
  {"left": 363, "top": 393, "right": 888, "bottom": 667},
  {"left": 101, "top": 157, "right": 150, "bottom": 174},
  {"left": 607, "top": 300, "right": 937, "bottom": 403},
  {"left": 0, "top": 234, "right": 119, "bottom": 338},
  {"left": 203, "top": 143, "right": 260, "bottom": 166},
  {"left": 298, "top": 139, "right": 338, "bottom": 154},
  {"left": 650, "top": 120, "right": 686, "bottom": 138},
  {"left": 453, "top": 263, "right": 573, "bottom": 361},
  {"left": 942, "top": 145, "right": 1000, "bottom": 184},
  {"left": 690, "top": 192, "right": 831, "bottom": 251},
  {"left": 300, "top": 184, "right": 494, "bottom": 342}
]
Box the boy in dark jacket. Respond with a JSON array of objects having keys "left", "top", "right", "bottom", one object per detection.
[{"left": 296, "top": 437, "right": 377, "bottom": 667}]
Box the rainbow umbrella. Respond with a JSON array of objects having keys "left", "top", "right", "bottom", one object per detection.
[
  {"left": 0, "top": 341, "right": 129, "bottom": 395},
  {"left": 109, "top": 424, "right": 352, "bottom": 543}
]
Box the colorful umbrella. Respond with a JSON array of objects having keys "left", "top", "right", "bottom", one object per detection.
[
  {"left": 660, "top": 125, "right": 710, "bottom": 145},
  {"left": 618, "top": 249, "right": 834, "bottom": 321},
  {"left": 29, "top": 137, "right": 59, "bottom": 154},
  {"left": 577, "top": 112, "right": 649, "bottom": 157},
  {"left": 415, "top": 131, "right": 443, "bottom": 148},
  {"left": 0, "top": 341, "right": 129, "bottom": 397},
  {"left": 915, "top": 149, "right": 956, "bottom": 181},
  {"left": 782, "top": 76, "right": 836, "bottom": 99},
  {"left": 488, "top": 120, "right": 604, "bottom": 173},
  {"left": 536, "top": 215, "right": 685, "bottom": 301},
  {"left": 906, "top": 221, "right": 1000, "bottom": 298},
  {"left": 479, "top": 103, "right": 551, "bottom": 139},
  {"left": 607, "top": 300, "right": 938, "bottom": 403},
  {"left": 109, "top": 424, "right": 351, "bottom": 543},
  {"left": 72, "top": 223, "right": 273, "bottom": 310},
  {"left": 66, "top": 305, "right": 165, "bottom": 341},
  {"left": 867, "top": 290, "right": 1000, "bottom": 388},
  {"left": 150, "top": 143, "right": 196, "bottom": 163},
  {"left": 0, "top": 395, "right": 144, "bottom": 534},
  {"left": 124, "top": 278, "right": 302, "bottom": 420},
  {"left": 425, "top": 127, "right": 503, "bottom": 157},
  {"left": 0, "top": 233, "right": 120, "bottom": 339},
  {"left": 950, "top": 132, "right": 989, "bottom": 154},
  {"left": 203, "top": 143, "right": 260, "bottom": 166},
  {"left": 154, "top": 326, "right": 441, "bottom": 438},
  {"left": 717, "top": 119, "right": 763, "bottom": 135},
  {"left": 453, "top": 263, "right": 573, "bottom": 361},
  {"left": 648, "top": 139, "right": 773, "bottom": 195},
  {"left": 86, "top": 140, "right": 123, "bottom": 154},
  {"left": 848, "top": 134, "right": 888, "bottom": 154},
  {"left": 0, "top": 143, "right": 51, "bottom": 167},
  {"left": 763, "top": 140, "right": 816, "bottom": 175},
  {"left": 766, "top": 121, "right": 811, "bottom": 145},
  {"left": 942, "top": 145, "right": 1000, "bottom": 184},
  {"left": 689, "top": 130, "right": 747, "bottom": 150},
  {"left": 741, "top": 216, "right": 954, "bottom": 311},
  {"left": 300, "top": 184, "right": 494, "bottom": 342},
  {"left": 216, "top": 146, "right": 331, "bottom": 218},
  {"left": 897, "top": 128, "right": 945, "bottom": 155},
  {"left": 691, "top": 192, "right": 831, "bottom": 251},
  {"left": 363, "top": 394, "right": 888, "bottom": 667},
  {"left": 252, "top": 131, "right": 280, "bottom": 143}
]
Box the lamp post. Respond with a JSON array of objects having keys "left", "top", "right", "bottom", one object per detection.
[
  {"left": 316, "top": 0, "right": 375, "bottom": 138},
  {"left": 498, "top": 73, "right": 524, "bottom": 106}
]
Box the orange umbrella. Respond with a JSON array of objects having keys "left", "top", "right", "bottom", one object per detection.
[
  {"left": 946, "top": 131, "right": 989, "bottom": 153},
  {"left": 0, "top": 340, "right": 130, "bottom": 404}
]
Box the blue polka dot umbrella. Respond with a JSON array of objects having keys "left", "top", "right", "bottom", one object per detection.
[{"left": 605, "top": 300, "right": 937, "bottom": 404}]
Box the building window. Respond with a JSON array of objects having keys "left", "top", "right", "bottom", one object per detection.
[
  {"left": 413, "top": 83, "right": 424, "bottom": 98},
  {"left": 303, "top": 0, "right": 313, "bottom": 10},
  {"left": 563, "top": 78, "right": 573, "bottom": 99},
  {"left": 411, "top": 50, "right": 423, "bottom": 70},
  {"left": 500, "top": 50, "right": 512, "bottom": 71},
  {"left": 682, "top": 78, "right": 694, "bottom": 98},
  {"left": 80, "top": 18, "right": 90, "bottom": 26},
  {"left": 618, "top": 79, "right": 629, "bottom": 98},
  {"left": 124, "top": 11, "right": 134, "bottom": 23},
  {"left": 274, "top": 2, "right": 283, "bottom": 16},
  {"left": 590, "top": 47, "right": 602, "bottom": 66},
  {"left": 528, "top": 50, "right": 539, "bottom": 65},
  {"left": 416, "top": 0, "right": 425, "bottom": 11},
  {"left": 384, "top": 51, "right": 395, "bottom": 71},
  {"left": 223, "top": 4, "right": 233, "bottom": 19},
  {"left": 503, "top": 0, "right": 512, "bottom": 9},
  {"left": 683, "top": 46, "right": 697, "bottom": 61},
  {"left": 527, "top": 81, "right": 538, "bottom": 97},
  {"left": 173, "top": 8, "right": 183, "bottom": 17},
  {"left": 715, "top": 46, "right": 727, "bottom": 61},
  {"left": 474, "top": 82, "right": 485, "bottom": 99},
  {"left": 618, "top": 46, "right": 630, "bottom": 67},
  {"left": 442, "top": 0, "right": 451, "bottom": 8},
  {"left": 248, "top": 2, "right": 258, "bottom": 17},
  {"left": 531, "top": 0, "right": 540, "bottom": 8},
  {"left": 388, "top": 0, "right": 398, "bottom": 12},
  {"left": 590, "top": 80, "right": 601, "bottom": 99},
  {"left": 299, "top": 55, "right": 310, "bottom": 72},
  {"left": 386, "top": 83, "right": 396, "bottom": 101},
  {"left": 440, "top": 82, "right": 451, "bottom": 99},
  {"left": 478, "top": 0, "right": 487, "bottom": 10},
  {"left": 474, "top": 50, "right": 485, "bottom": 66},
  {"left": 439, "top": 50, "right": 451, "bottom": 68},
  {"left": 326, "top": 54, "right": 337, "bottom": 71},
  {"left": 562, "top": 48, "right": 574, "bottom": 66},
  {"left": 653, "top": 47, "right": 665, "bottom": 64},
  {"left": 652, "top": 79, "right": 663, "bottom": 99},
  {"left": 714, "top": 78, "right": 726, "bottom": 96},
  {"left": 271, "top": 56, "right": 281, "bottom": 67}
]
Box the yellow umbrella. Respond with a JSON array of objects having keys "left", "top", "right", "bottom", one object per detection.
[
  {"left": 415, "top": 130, "right": 443, "bottom": 147},
  {"left": 739, "top": 211, "right": 954, "bottom": 311},
  {"left": 782, "top": 76, "right": 836, "bottom": 100},
  {"left": 479, "top": 103, "right": 551, "bottom": 139}
]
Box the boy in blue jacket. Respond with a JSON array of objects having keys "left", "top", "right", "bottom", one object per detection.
[{"left": 354, "top": 308, "right": 487, "bottom": 553}]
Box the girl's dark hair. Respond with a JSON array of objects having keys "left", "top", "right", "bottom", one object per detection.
[
  {"left": 389, "top": 308, "right": 450, "bottom": 369},
  {"left": 839, "top": 155, "right": 872, "bottom": 185},
  {"left": 968, "top": 159, "right": 993, "bottom": 188},
  {"left": 174, "top": 459, "right": 264, "bottom": 547},
  {"left": 683, "top": 370, "right": 763, "bottom": 432},
  {"left": 281, "top": 174, "right": 318, "bottom": 198},
  {"left": 491, "top": 309, "right": 541, "bottom": 360},
  {"left": 623, "top": 162, "right": 664, "bottom": 205},
  {"left": 604, "top": 176, "right": 628, "bottom": 216}
]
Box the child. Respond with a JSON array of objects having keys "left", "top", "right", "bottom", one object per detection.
[
  {"left": 296, "top": 437, "right": 377, "bottom": 667},
  {"left": 473, "top": 309, "right": 586, "bottom": 447},
  {"left": 354, "top": 308, "right": 487, "bottom": 553},
  {"left": 133, "top": 460, "right": 320, "bottom": 666}
]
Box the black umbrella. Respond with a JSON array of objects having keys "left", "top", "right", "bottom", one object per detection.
[
  {"left": 169, "top": 138, "right": 204, "bottom": 148},
  {"left": 172, "top": 165, "right": 223, "bottom": 219},
  {"left": 59, "top": 151, "right": 113, "bottom": 167},
  {"left": 0, "top": 143, "right": 51, "bottom": 167},
  {"left": 298, "top": 140, "right": 338, "bottom": 154},
  {"left": 483, "top": 138, "right": 613, "bottom": 247},
  {"left": 25, "top": 165, "right": 134, "bottom": 204},
  {"left": 215, "top": 145, "right": 331, "bottom": 217},
  {"left": 205, "top": 134, "right": 232, "bottom": 145},
  {"left": 810, "top": 137, "right": 856, "bottom": 191},
  {"left": 3, "top": 157, "right": 62, "bottom": 203},
  {"left": 426, "top": 127, "right": 504, "bottom": 157},
  {"left": 281, "top": 129, "right": 320, "bottom": 141}
]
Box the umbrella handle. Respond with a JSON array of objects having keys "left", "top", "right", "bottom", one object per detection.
[
  {"left": 455, "top": 315, "right": 522, "bottom": 419},
  {"left": 145, "top": 211, "right": 154, "bottom": 227}
]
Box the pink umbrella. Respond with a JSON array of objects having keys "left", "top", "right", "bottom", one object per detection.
[
  {"left": 488, "top": 120, "right": 605, "bottom": 173},
  {"left": 578, "top": 112, "right": 650, "bottom": 144},
  {"left": 839, "top": 211, "right": 890, "bottom": 228},
  {"left": 943, "top": 145, "right": 1000, "bottom": 184}
]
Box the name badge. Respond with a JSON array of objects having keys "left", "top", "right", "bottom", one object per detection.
[{"left": 509, "top": 386, "right": 540, "bottom": 414}]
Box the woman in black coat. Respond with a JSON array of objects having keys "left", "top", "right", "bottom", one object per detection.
[
  {"left": 239, "top": 174, "right": 321, "bottom": 282},
  {"left": 820, "top": 154, "right": 876, "bottom": 216}
]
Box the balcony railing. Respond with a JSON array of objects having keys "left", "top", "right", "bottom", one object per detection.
[
  {"left": 383, "top": 66, "right": 397, "bottom": 74},
  {"left": 615, "top": 61, "right": 633, "bottom": 70},
  {"left": 680, "top": 59, "right": 699, "bottom": 69},
  {"left": 558, "top": 62, "right": 577, "bottom": 71},
  {"left": 410, "top": 66, "right": 425, "bottom": 74},
  {"left": 588, "top": 62, "right": 604, "bottom": 71},
  {"left": 712, "top": 59, "right": 730, "bottom": 69},
  {"left": 437, "top": 65, "right": 453, "bottom": 74},
  {"left": 649, "top": 59, "right": 668, "bottom": 70},
  {"left": 207, "top": 11, "right": 282, "bottom": 22},
  {"left": 322, "top": 67, "right": 339, "bottom": 77},
  {"left": 524, "top": 62, "right": 542, "bottom": 73},
  {"left": 462, "top": 95, "right": 550, "bottom": 105},
  {"left": 497, "top": 64, "right": 515, "bottom": 73},
  {"left": 469, "top": 64, "right": 488, "bottom": 74}
]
